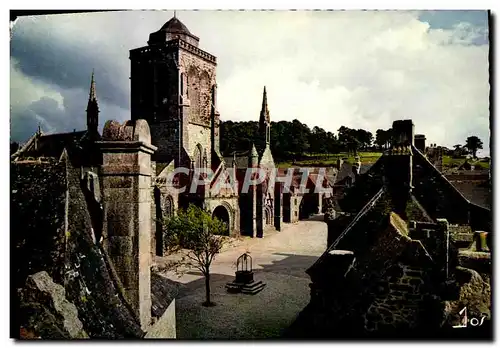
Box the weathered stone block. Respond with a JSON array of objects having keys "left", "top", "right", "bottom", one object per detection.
[{"left": 21, "top": 271, "right": 88, "bottom": 339}]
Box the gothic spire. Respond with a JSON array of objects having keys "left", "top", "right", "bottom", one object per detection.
[
  {"left": 86, "top": 70, "right": 99, "bottom": 134},
  {"left": 88, "top": 69, "right": 97, "bottom": 102},
  {"left": 260, "top": 86, "right": 270, "bottom": 124},
  {"left": 259, "top": 86, "right": 271, "bottom": 149}
]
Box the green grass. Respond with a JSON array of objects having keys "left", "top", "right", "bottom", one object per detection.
[
  {"left": 275, "top": 153, "right": 490, "bottom": 170},
  {"left": 442, "top": 155, "right": 490, "bottom": 169},
  {"left": 276, "top": 152, "right": 383, "bottom": 168}
]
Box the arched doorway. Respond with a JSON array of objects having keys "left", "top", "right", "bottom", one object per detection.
[
  {"left": 265, "top": 206, "right": 272, "bottom": 225},
  {"left": 155, "top": 191, "right": 174, "bottom": 256},
  {"left": 212, "top": 205, "right": 230, "bottom": 236}
]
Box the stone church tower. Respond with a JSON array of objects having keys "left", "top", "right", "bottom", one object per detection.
[{"left": 129, "top": 14, "right": 221, "bottom": 169}]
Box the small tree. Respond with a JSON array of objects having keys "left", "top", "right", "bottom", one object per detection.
[
  {"left": 163, "top": 204, "right": 228, "bottom": 307},
  {"left": 465, "top": 136, "right": 484, "bottom": 159}
]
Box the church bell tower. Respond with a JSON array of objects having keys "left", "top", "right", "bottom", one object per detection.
[{"left": 129, "top": 13, "right": 218, "bottom": 167}]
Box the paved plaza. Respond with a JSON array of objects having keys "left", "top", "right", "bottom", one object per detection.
[{"left": 156, "top": 215, "right": 327, "bottom": 339}]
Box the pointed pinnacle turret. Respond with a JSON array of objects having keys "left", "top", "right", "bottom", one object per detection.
[{"left": 251, "top": 144, "right": 259, "bottom": 157}]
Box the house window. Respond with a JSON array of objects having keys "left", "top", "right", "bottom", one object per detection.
[
  {"left": 295, "top": 198, "right": 298, "bottom": 205},
  {"left": 295, "top": 211, "right": 298, "bottom": 217}
]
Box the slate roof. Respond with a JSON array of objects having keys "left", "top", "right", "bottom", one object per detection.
[
  {"left": 16, "top": 131, "right": 87, "bottom": 159},
  {"left": 160, "top": 17, "right": 193, "bottom": 36},
  {"left": 447, "top": 181, "right": 491, "bottom": 210},
  {"left": 151, "top": 273, "right": 180, "bottom": 318},
  {"left": 223, "top": 154, "right": 250, "bottom": 169},
  {"left": 13, "top": 129, "right": 102, "bottom": 167},
  {"left": 335, "top": 162, "right": 372, "bottom": 185}
]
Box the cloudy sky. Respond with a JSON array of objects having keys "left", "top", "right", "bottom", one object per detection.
[{"left": 10, "top": 10, "right": 490, "bottom": 154}]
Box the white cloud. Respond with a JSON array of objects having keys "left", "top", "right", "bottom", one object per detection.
[{"left": 10, "top": 10, "right": 490, "bottom": 154}]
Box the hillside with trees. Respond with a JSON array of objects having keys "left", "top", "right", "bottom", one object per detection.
[
  {"left": 220, "top": 119, "right": 390, "bottom": 161},
  {"left": 219, "top": 120, "right": 488, "bottom": 169}
]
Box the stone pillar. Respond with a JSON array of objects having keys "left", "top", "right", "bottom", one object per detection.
[
  {"left": 98, "top": 119, "right": 157, "bottom": 330},
  {"left": 274, "top": 182, "right": 283, "bottom": 231},
  {"left": 324, "top": 197, "right": 338, "bottom": 248},
  {"left": 436, "top": 218, "right": 450, "bottom": 279}
]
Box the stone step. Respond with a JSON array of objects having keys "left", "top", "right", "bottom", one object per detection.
[
  {"left": 241, "top": 281, "right": 266, "bottom": 295},
  {"left": 242, "top": 280, "right": 263, "bottom": 290},
  {"left": 225, "top": 280, "right": 266, "bottom": 294}
]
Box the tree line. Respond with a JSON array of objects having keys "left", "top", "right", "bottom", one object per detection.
[
  {"left": 220, "top": 120, "right": 486, "bottom": 160},
  {"left": 220, "top": 120, "right": 394, "bottom": 159}
]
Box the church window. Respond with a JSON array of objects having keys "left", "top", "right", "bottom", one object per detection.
[{"left": 194, "top": 144, "right": 203, "bottom": 169}]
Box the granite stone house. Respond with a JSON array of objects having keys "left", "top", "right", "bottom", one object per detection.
[{"left": 287, "top": 120, "right": 492, "bottom": 338}]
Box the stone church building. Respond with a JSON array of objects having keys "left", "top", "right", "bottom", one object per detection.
[
  {"left": 13, "top": 15, "right": 285, "bottom": 257},
  {"left": 12, "top": 15, "right": 287, "bottom": 337}
]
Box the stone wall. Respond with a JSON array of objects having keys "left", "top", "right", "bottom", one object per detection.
[
  {"left": 180, "top": 48, "right": 216, "bottom": 127},
  {"left": 130, "top": 46, "right": 179, "bottom": 125},
  {"left": 150, "top": 122, "right": 179, "bottom": 164},
  {"left": 186, "top": 123, "right": 212, "bottom": 169},
  {"left": 363, "top": 265, "right": 432, "bottom": 332}
]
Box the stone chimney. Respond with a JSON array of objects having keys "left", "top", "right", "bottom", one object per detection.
[
  {"left": 98, "top": 119, "right": 157, "bottom": 330},
  {"left": 352, "top": 156, "right": 361, "bottom": 181},
  {"left": 385, "top": 120, "right": 414, "bottom": 217},
  {"left": 414, "top": 134, "right": 426, "bottom": 153}
]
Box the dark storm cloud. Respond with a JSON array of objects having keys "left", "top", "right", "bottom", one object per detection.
[
  {"left": 10, "top": 109, "right": 39, "bottom": 143},
  {"left": 10, "top": 25, "right": 130, "bottom": 110},
  {"left": 10, "top": 86, "right": 129, "bottom": 143}
]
